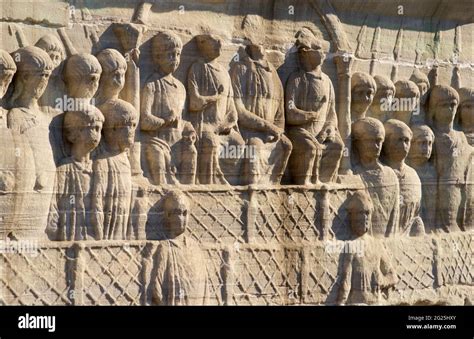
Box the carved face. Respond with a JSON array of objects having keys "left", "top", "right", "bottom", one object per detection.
[
  {"left": 73, "top": 72, "right": 101, "bottom": 99},
  {"left": 417, "top": 82, "right": 429, "bottom": 104},
  {"left": 459, "top": 100, "right": 474, "bottom": 130},
  {"left": 373, "top": 87, "right": 393, "bottom": 110},
  {"left": 355, "top": 134, "right": 384, "bottom": 163},
  {"left": 23, "top": 69, "right": 51, "bottom": 100},
  {"left": 164, "top": 205, "right": 188, "bottom": 238},
  {"left": 0, "top": 69, "right": 15, "bottom": 98},
  {"left": 105, "top": 119, "right": 137, "bottom": 152},
  {"left": 103, "top": 67, "right": 126, "bottom": 93},
  {"left": 154, "top": 47, "right": 181, "bottom": 75},
  {"left": 408, "top": 133, "right": 433, "bottom": 162},
  {"left": 298, "top": 47, "right": 325, "bottom": 71},
  {"left": 352, "top": 84, "right": 376, "bottom": 114},
  {"left": 246, "top": 44, "right": 265, "bottom": 60},
  {"left": 76, "top": 120, "right": 103, "bottom": 151},
  {"left": 197, "top": 35, "right": 222, "bottom": 61},
  {"left": 182, "top": 129, "right": 196, "bottom": 145},
  {"left": 48, "top": 51, "right": 63, "bottom": 68},
  {"left": 433, "top": 98, "right": 458, "bottom": 126},
  {"left": 385, "top": 129, "right": 412, "bottom": 162},
  {"left": 350, "top": 205, "right": 372, "bottom": 237}
]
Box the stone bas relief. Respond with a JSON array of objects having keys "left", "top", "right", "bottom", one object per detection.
[{"left": 0, "top": 0, "right": 472, "bottom": 306}]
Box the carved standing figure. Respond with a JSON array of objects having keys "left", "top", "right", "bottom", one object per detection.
[
  {"left": 285, "top": 29, "right": 344, "bottom": 184},
  {"left": 188, "top": 34, "right": 245, "bottom": 185},
  {"left": 351, "top": 117, "right": 400, "bottom": 238},
  {"left": 230, "top": 39, "right": 292, "bottom": 185},
  {"left": 150, "top": 190, "right": 208, "bottom": 305},
  {"left": 382, "top": 119, "right": 424, "bottom": 236}
]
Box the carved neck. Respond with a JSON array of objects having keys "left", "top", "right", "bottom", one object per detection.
[
  {"left": 386, "top": 158, "right": 405, "bottom": 172},
  {"left": 434, "top": 121, "right": 453, "bottom": 134},
  {"left": 15, "top": 96, "right": 39, "bottom": 111},
  {"left": 408, "top": 157, "right": 428, "bottom": 169},
  {"left": 71, "top": 144, "right": 91, "bottom": 164},
  {"left": 96, "top": 87, "right": 119, "bottom": 103},
  {"left": 359, "top": 157, "right": 381, "bottom": 170}
]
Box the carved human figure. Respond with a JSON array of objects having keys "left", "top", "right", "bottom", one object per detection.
[
  {"left": 46, "top": 105, "right": 104, "bottom": 240},
  {"left": 95, "top": 48, "right": 127, "bottom": 107},
  {"left": 150, "top": 190, "right": 208, "bottom": 305},
  {"left": 382, "top": 119, "right": 424, "bottom": 236},
  {"left": 457, "top": 87, "right": 474, "bottom": 146},
  {"left": 337, "top": 190, "right": 398, "bottom": 305},
  {"left": 141, "top": 31, "right": 197, "bottom": 185},
  {"left": 429, "top": 85, "right": 473, "bottom": 232},
  {"left": 7, "top": 46, "right": 54, "bottom": 238},
  {"left": 409, "top": 69, "right": 430, "bottom": 125},
  {"left": 35, "top": 34, "right": 66, "bottom": 109},
  {"left": 230, "top": 40, "right": 292, "bottom": 185},
  {"left": 285, "top": 30, "right": 344, "bottom": 184},
  {"left": 368, "top": 75, "right": 395, "bottom": 123},
  {"left": 407, "top": 125, "right": 437, "bottom": 233},
  {"left": 187, "top": 34, "right": 245, "bottom": 185},
  {"left": 63, "top": 53, "right": 102, "bottom": 101},
  {"left": 351, "top": 117, "right": 400, "bottom": 238},
  {"left": 91, "top": 99, "right": 138, "bottom": 240},
  {"left": 391, "top": 80, "right": 420, "bottom": 126},
  {"left": 350, "top": 72, "right": 377, "bottom": 122}
]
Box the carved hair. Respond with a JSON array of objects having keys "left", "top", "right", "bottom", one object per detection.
[
  {"left": 384, "top": 118, "right": 413, "bottom": 140},
  {"left": 373, "top": 75, "right": 395, "bottom": 93},
  {"left": 63, "top": 104, "right": 104, "bottom": 144},
  {"left": 295, "top": 27, "right": 323, "bottom": 50},
  {"left": 35, "top": 34, "right": 65, "bottom": 57},
  {"left": 351, "top": 72, "right": 377, "bottom": 93},
  {"left": 409, "top": 69, "right": 430, "bottom": 87},
  {"left": 163, "top": 190, "right": 190, "bottom": 213},
  {"left": 96, "top": 48, "right": 127, "bottom": 74},
  {"left": 347, "top": 190, "right": 373, "bottom": 214},
  {"left": 427, "top": 85, "right": 459, "bottom": 125},
  {"left": 456, "top": 87, "right": 474, "bottom": 128},
  {"left": 394, "top": 80, "right": 420, "bottom": 98},
  {"left": 99, "top": 99, "right": 138, "bottom": 129},
  {"left": 411, "top": 124, "right": 434, "bottom": 141},
  {"left": 152, "top": 31, "right": 183, "bottom": 53},
  {"left": 352, "top": 117, "right": 385, "bottom": 140},
  {"left": 0, "top": 49, "right": 16, "bottom": 72},
  {"left": 63, "top": 53, "right": 102, "bottom": 85}
]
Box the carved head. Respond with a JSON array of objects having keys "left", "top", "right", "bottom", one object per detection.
[
  {"left": 408, "top": 124, "right": 434, "bottom": 164},
  {"left": 409, "top": 69, "right": 430, "bottom": 105},
  {"left": 0, "top": 49, "right": 16, "bottom": 99},
  {"left": 63, "top": 53, "right": 102, "bottom": 99},
  {"left": 393, "top": 80, "right": 420, "bottom": 118},
  {"left": 370, "top": 75, "right": 395, "bottom": 118},
  {"left": 163, "top": 190, "right": 190, "bottom": 239},
  {"left": 352, "top": 117, "right": 385, "bottom": 165},
  {"left": 351, "top": 72, "right": 377, "bottom": 119},
  {"left": 11, "top": 46, "right": 53, "bottom": 103},
  {"left": 35, "top": 34, "right": 65, "bottom": 69},
  {"left": 457, "top": 87, "right": 474, "bottom": 131},
  {"left": 152, "top": 31, "right": 183, "bottom": 74},
  {"left": 181, "top": 121, "right": 197, "bottom": 145},
  {"left": 99, "top": 99, "right": 138, "bottom": 153},
  {"left": 96, "top": 49, "right": 127, "bottom": 97},
  {"left": 245, "top": 40, "right": 265, "bottom": 61},
  {"left": 195, "top": 34, "right": 222, "bottom": 61},
  {"left": 347, "top": 190, "right": 373, "bottom": 237},
  {"left": 63, "top": 104, "right": 104, "bottom": 152},
  {"left": 428, "top": 85, "right": 459, "bottom": 128},
  {"left": 383, "top": 119, "right": 413, "bottom": 163},
  {"left": 295, "top": 29, "right": 326, "bottom": 71}
]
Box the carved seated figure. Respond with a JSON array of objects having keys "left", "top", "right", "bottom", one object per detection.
[
  {"left": 285, "top": 30, "right": 344, "bottom": 184},
  {"left": 351, "top": 117, "right": 400, "bottom": 238},
  {"left": 407, "top": 125, "right": 437, "bottom": 233},
  {"left": 429, "top": 85, "right": 473, "bottom": 232},
  {"left": 382, "top": 119, "right": 424, "bottom": 236},
  {"left": 141, "top": 31, "right": 197, "bottom": 185},
  {"left": 409, "top": 69, "right": 430, "bottom": 125},
  {"left": 351, "top": 72, "right": 377, "bottom": 122},
  {"left": 7, "top": 46, "right": 54, "bottom": 238},
  {"left": 150, "top": 190, "right": 208, "bottom": 305},
  {"left": 188, "top": 34, "right": 245, "bottom": 185},
  {"left": 391, "top": 80, "right": 420, "bottom": 126},
  {"left": 230, "top": 39, "right": 292, "bottom": 185},
  {"left": 46, "top": 105, "right": 104, "bottom": 240},
  {"left": 368, "top": 75, "right": 395, "bottom": 123},
  {"left": 91, "top": 99, "right": 138, "bottom": 240},
  {"left": 337, "top": 190, "right": 398, "bottom": 305}
]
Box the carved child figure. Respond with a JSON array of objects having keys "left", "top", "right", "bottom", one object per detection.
[
  {"left": 407, "top": 125, "right": 437, "bottom": 233},
  {"left": 368, "top": 75, "right": 395, "bottom": 123},
  {"left": 46, "top": 105, "right": 104, "bottom": 240},
  {"left": 230, "top": 39, "right": 292, "bottom": 185},
  {"left": 150, "top": 190, "right": 208, "bottom": 305},
  {"left": 91, "top": 99, "right": 138, "bottom": 240},
  {"left": 382, "top": 119, "right": 424, "bottom": 236},
  {"left": 350, "top": 72, "right": 377, "bottom": 122},
  {"left": 188, "top": 34, "right": 245, "bottom": 185},
  {"left": 95, "top": 48, "right": 127, "bottom": 107},
  {"left": 429, "top": 85, "right": 473, "bottom": 232},
  {"left": 351, "top": 117, "right": 400, "bottom": 238},
  {"left": 63, "top": 53, "right": 102, "bottom": 101},
  {"left": 391, "top": 80, "right": 420, "bottom": 126},
  {"left": 337, "top": 190, "right": 398, "bottom": 305},
  {"left": 285, "top": 30, "right": 344, "bottom": 184},
  {"left": 141, "top": 31, "right": 197, "bottom": 185}
]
